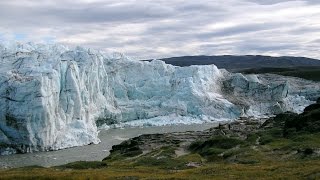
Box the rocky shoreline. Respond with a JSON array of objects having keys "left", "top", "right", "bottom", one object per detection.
[
  {"left": 103, "top": 99, "right": 320, "bottom": 173},
  {"left": 0, "top": 100, "right": 319, "bottom": 179},
  {"left": 105, "top": 117, "right": 265, "bottom": 162}
]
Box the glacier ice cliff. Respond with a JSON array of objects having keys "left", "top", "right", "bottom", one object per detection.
[{"left": 0, "top": 42, "right": 319, "bottom": 154}]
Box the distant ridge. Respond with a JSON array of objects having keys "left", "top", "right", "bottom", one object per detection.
[{"left": 144, "top": 55, "right": 320, "bottom": 71}]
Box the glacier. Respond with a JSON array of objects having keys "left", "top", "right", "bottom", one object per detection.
[{"left": 0, "top": 42, "right": 319, "bottom": 154}]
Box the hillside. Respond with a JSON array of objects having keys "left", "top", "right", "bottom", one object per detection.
[
  {"left": 239, "top": 67, "right": 320, "bottom": 81},
  {"left": 145, "top": 55, "right": 320, "bottom": 71}
]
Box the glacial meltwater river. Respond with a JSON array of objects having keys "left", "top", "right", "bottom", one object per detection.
[{"left": 0, "top": 123, "right": 219, "bottom": 168}]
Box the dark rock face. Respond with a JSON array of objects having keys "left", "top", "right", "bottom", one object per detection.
[
  {"left": 109, "top": 138, "right": 143, "bottom": 157},
  {"left": 304, "top": 103, "right": 320, "bottom": 113},
  {"left": 283, "top": 102, "right": 320, "bottom": 135}
]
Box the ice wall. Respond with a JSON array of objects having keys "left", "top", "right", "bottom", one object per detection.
[{"left": 0, "top": 43, "right": 317, "bottom": 154}]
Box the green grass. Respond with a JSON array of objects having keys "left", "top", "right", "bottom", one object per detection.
[
  {"left": 55, "top": 161, "right": 108, "bottom": 169},
  {"left": 258, "top": 128, "right": 283, "bottom": 145},
  {"left": 134, "top": 156, "right": 188, "bottom": 170},
  {"left": 1, "top": 159, "right": 319, "bottom": 179}
]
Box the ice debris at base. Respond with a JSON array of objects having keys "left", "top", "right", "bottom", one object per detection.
[{"left": 0, "top": 42, "right": 319, "bottom": 153}]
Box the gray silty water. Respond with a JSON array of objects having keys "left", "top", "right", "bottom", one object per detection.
[{"left": 0, "top": 123, "right": 219, "bottom": 168}]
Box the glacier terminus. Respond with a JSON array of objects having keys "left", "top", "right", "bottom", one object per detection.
[{"left": 0, "top": 42, "right": 319, "bottom": 155}]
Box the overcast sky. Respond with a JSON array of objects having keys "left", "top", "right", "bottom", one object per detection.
[{"left": 0, "top": 0, "right": 320, "bottom": 59}]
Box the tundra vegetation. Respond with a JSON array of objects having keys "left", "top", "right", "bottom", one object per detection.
[{"left": 0, "top": 99, "right": 319, "bottom": 179}]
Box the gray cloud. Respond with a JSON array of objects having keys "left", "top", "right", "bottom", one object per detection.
[
  {"left": 0, "top": 0, "right": 320, "bottom": 60},
  {"left": 247, "top": 0, "right": 320, "bottom": 5},
  {"left": 195, "top": 22, "right": 294, "bottom": 39}
]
